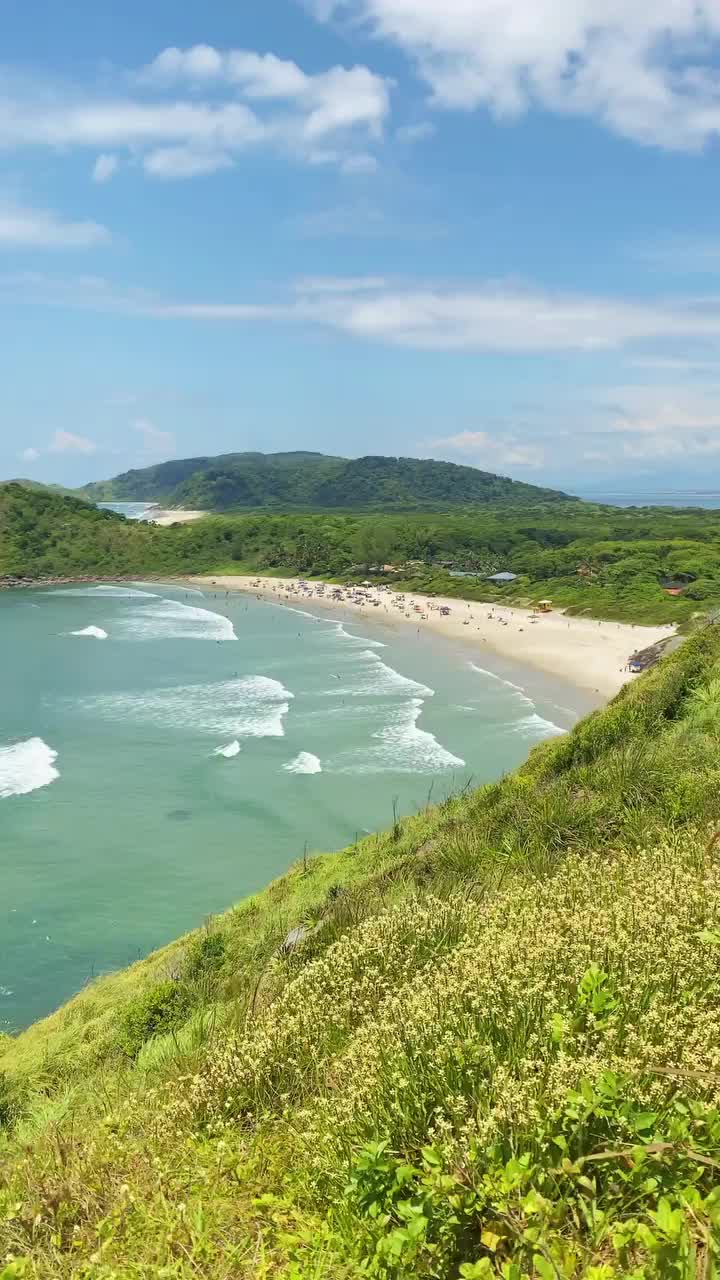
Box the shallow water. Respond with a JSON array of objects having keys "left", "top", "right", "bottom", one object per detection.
[{"left": 0, "top": 583, "right": 595, "bottom": 1028}]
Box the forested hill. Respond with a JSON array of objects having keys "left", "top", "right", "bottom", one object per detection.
[
  {"left": 79, "top": 450, "right": 572, "bottom": 510},
  {"left": 5, "top": 481, "right": 720, "bottom": 624}
]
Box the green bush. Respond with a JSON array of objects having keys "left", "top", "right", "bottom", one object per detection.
[
  {"left": 117, "top": 980, "right": 193, "bottom": 1059},
  {"left": 184, "top": 930, "right": 227, "bottom": 982}
]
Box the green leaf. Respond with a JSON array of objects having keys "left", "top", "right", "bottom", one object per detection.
[
  {"left": 632, "top": 1111, "right": 657, "bottom": 1133},
  {"left": 459, "top": 1262, "right": 494, "bottom": 1279},
  {"left": 481, "top": 1228, "right": 502, "bottom": 1252},
  {"left": 655, "top": 1196, "right": 675, "bottom": 1235},
  {"left": 533, "top": 1255, "right": 556, "bottom": 1279}
]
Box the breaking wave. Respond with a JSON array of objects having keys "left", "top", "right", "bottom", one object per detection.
[
  {"left": 335, "top": 699, "right": 464, "bottom": 775},
  {"left": 49, "top": 587, "right": 157, "bottom": 599},
  {"left": 320, "top": 651, "right": 433, "bottom": 699},
  {"left": 514, "top": 712, "right": 565, "bottom": 739},
  {"left": 469, "top": 663, "right": 566, "bottom": 737},
  {"left": 0, "top": 738, "right": 59, "bottom": 799},
  {"left": 283, "top": 752, "right": 322, "bottom": 774},
  {"left": 69, "top": 626, "right": 108, "bottom": 639},
  {"left": 332, "top": 622, "right": 385, "bottom": 649},
  {"left": 114, "top": 598, "right": 237, "bottom": 642},
  {"left": 77, "top": 675, "right": 293, "bottom": 739},
  {"left": 214, "top": 740, "right": 241, "bottom": 758},
  {"left": 469, "top": 663, "right": 535, "bottom": 710}
]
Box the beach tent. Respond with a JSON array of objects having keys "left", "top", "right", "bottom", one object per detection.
[{"left": 537, "top": 599, "right": 553, "bottom": 613}]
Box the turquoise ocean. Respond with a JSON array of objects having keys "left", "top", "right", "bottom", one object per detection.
[{"left": 0, "top": 583, "right": 596, "bottom": 1029}]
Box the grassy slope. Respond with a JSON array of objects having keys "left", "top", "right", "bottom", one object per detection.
[{"left": 3, "top": 629, "right": 720, "bottom": 1276}]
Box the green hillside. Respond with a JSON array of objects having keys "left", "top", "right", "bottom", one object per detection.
[
  {"left": 80, "top": 450, "right": 572, "bottom": 510},
  {"left": 3, "top": 477, "right": 85, "bottom": 500},
  {"left": 3, "top": 629, "right": 720, "bottom": 1276},
  {"left": 5, "top": 482, "right": 720, "bottom": 624}
]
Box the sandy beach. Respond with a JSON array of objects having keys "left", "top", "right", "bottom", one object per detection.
[
  {"left": 147, "top": 508, "right": 208, "bottom": 526},
  {"left": 187, "top": 574, "right": 676, "bottom": 698}
]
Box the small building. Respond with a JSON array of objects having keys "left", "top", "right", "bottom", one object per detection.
[
  {"left": 486, "top": 571, "right": 518, "bottom": 584},
  {"left": 537, "top": 599, "right": 553, "bottom": 613},
  {"left": 660, "top": 573, "right": 696, "bottom": 596}
]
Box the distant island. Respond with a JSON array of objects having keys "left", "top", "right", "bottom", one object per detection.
[{"left": 78, "top": 450, "right": 574, "bottom": 511}]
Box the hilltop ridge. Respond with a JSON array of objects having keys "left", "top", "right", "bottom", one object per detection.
[{"left": 79, "top": 450, "right": 573, "bottom": 510}]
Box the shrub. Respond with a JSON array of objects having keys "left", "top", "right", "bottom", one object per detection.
[
  {"left": 184, "top": 930, "right": 227, "bottom": 982},
  {"left": 117, "top": 980, "right": 193, "bottom": 1059}
]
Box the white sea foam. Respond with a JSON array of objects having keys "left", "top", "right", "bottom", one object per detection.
[
  {"left": 336, "top": 699, "right": 464, "bottom": 775},
  {"left": 49, "top": 587, "right": 157, "bottom": 598},
  {"left": 115, "top": 598, "right": 237, "bottom": 642},
  {"left": 283, "top": 752, "right": 322, "bottom": 774},
  {"left": 469, "top": 663, "right": 566, "bottom": 737},
  {"left": 0, "top": 738, "right": 59, "bottom": 799},
  {"left": 69, "top": 626, "right": 108, "bottom": 639},
  {"left": 280, "top": 604, "right": 328, "bottom": 622},
  {"left": 133, "top": 581, "right": 204, "bottom": 596},
  {"left": 319, "top": 650, "right": 434, "bottom": 699},
  {"left": 214, "top": 740, "right": 241, "bottom": 758},
  {"left": 332, "top": 622, "right": 385, "bottom": 649},
  {"left": 514, "top": 712, "right": 565, "bottom": 739},
  {"left": 79, "top": 675, "right": 293, "bottom": 739},
  {"left": 469, "top": 663, "right": 535, "bottom": 710}
]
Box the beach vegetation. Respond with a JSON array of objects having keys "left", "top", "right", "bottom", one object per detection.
[{"left": 6, "top": 482, "right": 720, "bottom": 624}]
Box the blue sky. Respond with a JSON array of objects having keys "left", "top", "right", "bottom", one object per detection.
[{"left": 2, "top": 0, "right": 720, "bottom": 491}]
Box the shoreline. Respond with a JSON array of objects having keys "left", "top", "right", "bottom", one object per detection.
[
  {"left": 146, "top": 507, "right": 207, "bottom": 526},
  {"left": 186, "top": 574, "right": 676, "bottom": 699}
]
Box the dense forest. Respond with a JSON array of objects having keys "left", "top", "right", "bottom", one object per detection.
[
  {"left": 79, "top": 450, "right": 572, "bottom": 510},
  {"left": 4, "top": 624, "right": 720, "bottom": 1276},
  {"left": 3, "top": 482, "right": 720, "bottom": 622}
]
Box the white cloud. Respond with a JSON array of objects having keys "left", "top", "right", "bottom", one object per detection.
[
  {"left": 0, "top": 46, "right": 390, "bottom": 180},
  {"left": 92, "top": 153, "right": 118, "bottom": 183},
  {"left": 607, "top": 386, "right": 720, "bottom": 434},
  {"left": 621, "top": 435, "right": 720, "bottom": 460},
  {"left": 395, "top": 121, "right": 435, "bottom": 143},
  {"left": 0, "top": 201, "right": 110, "bottom": 248},
  {"left": 11, "top": 271, "right": 720, "bottom": 361},
  {"left": 139, "top": 47, "right": 388, "bottom": 139},
  {"left": 313, "top": 0, "right": 720, "bottom": 151},
  {"left": 572, "top": 384, "right": 720, "bottom": 468},
  {"left": 143, "top": 146, "right": 234, "bottom": 178},
  {"left": 49, "top": 430, "right": 97, "bottom": 454},
  {"left": 20, "top": 447, "right": 39, "bottom": 463},
  {"left": 340, "top": 152, "right": 378, "bottom": 174},
  {"left": 134, "top": 417, "right": 176, "bottom": 458},
  {"left": 424, "top": 429, "right": 545, "bottom": 469}
]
